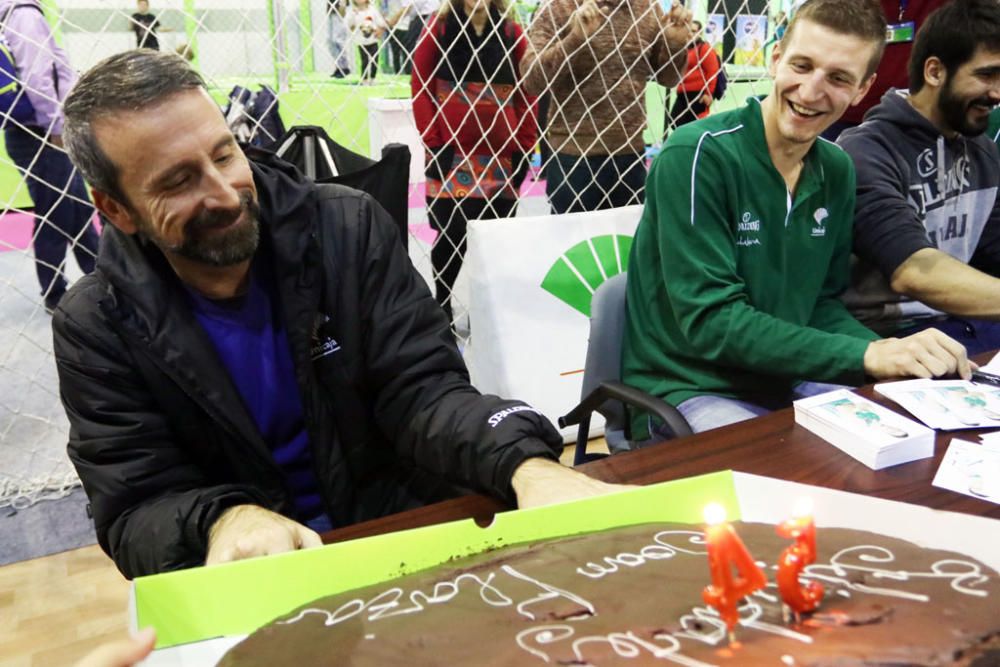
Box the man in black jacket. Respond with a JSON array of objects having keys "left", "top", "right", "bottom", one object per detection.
[{"left": 55, "top": 50, "right": 624, "bottom": 579}]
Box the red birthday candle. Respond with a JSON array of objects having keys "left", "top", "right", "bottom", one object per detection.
[
  {"left": 776, "top": 499, "right": 824, "bottom": 614},
  {"left": 702, "top": 503, "right": 768, "bottom": 632}
]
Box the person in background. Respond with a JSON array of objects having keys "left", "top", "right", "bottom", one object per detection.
[
  {"left": 0, "top": 0, "right": 99, "bottom": 313},
  {"left": 773, "top": 10, "right": 788, "bottom": 41},
  {"left": 327, "top": 0, "right": 352, "bottom": 78},
  {"left": 130, "top": 0, "right": 166, "bottom": 50},
  {"left": 664, "top": 20, "right": 721, "bottom": 135},
  {"left": 821, "top": 0, "right": 948, "bottom": 141},
  {"left": 622, "top": 0, "right": 971, "bottom": 437},
  {"left": 384, "top": 0, "right": 409, "bottom": 73},
  {"left": 839, "top": 0, "right": 1000, "bottom": 355},
  {"left": 346, "top": 0, "right": 386, "bottom": 83},
  {"left": 411, "top": 0, "right": 536, "bottom": 325},
  {"left": 520, "top": 0, "right": 691, "bottom": 214},
  {"left": 387, "top": 0, "right": 439, "bottom": 74}
]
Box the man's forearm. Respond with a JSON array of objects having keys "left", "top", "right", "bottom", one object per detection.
[{"left": 890, "top": 248, "right": 1000, "bottom": 320}]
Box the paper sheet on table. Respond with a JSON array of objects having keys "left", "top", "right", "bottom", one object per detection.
[
  {"left": 875, "top": 378, "right": 1000, "bottom": 430},
  {"left": 932, "top": 439, "right": 1000, "bottom": 504}
]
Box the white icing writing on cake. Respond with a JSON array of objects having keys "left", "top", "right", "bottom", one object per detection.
[
  {"left": 278, "top": 571, "right": 514, "bottom": 627},
  {"left": 674, "top": 588, "right": 813, "bottom": 646},
  {"left": 516, "top": 624, "right": 716, "bottom": 667},
  {"left": 501, "top": 564, "right": 596, "bottom": 620},
  {"left": 278, "top": 566, "right": 596, "bottom": 629},
  {"left": 576, "top": 531, "right": 707, "bottom": 580},
  {"left": 804, "top": 546, "right": 991, "bottom": 600},
  {"left": 276, "top": 530, "right": 993, "bottom": 665}
]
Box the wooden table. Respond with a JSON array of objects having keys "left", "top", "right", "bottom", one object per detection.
[{"left": 325, "top": 382, "right": 1000, "bottom": 544}]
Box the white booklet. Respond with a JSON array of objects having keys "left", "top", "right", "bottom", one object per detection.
[
  {"left": 932, "top": 439, "right": 1000, "bottom": 505},
  {"left": 874, "top": 379, "right": 1000, "bottom": 430},
  {"left": 793, "top": 388, "right": 935, "bottom": 470}
]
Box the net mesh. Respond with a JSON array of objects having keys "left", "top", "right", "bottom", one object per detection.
[{"left": 0, "top": 0, "right": 779, "bottom": 508}]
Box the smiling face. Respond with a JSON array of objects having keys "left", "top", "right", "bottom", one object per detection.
[
  {"left": 764, "top": 19, "right": 878, "bottom": 149},
  {"left": 91, "top": 88, "right": 260, "bottom": 270},
  {"left": 935, "top": 46, "right": 1000, "bottom": 136}
]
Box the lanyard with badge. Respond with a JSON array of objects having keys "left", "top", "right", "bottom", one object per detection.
[{"left": 886, "top": 0, "right": 915, "bottom": 44}]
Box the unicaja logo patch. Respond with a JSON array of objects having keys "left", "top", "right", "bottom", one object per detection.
[
  {"left": 540, "top": 234, "right": 632, "bottom": 316},
  {"left": 811, "top": 208, "right": 829, "bottom": 237}
]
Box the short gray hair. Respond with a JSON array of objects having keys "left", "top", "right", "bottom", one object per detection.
[{"left": 63, "top": 50, "right": 206, "bottom": 203}]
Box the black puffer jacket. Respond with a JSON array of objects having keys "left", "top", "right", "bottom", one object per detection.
[{"left": 52, "top": 152, "right": 562, "bottom": 579}]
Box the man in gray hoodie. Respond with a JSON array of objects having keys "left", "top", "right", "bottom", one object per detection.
[{"left": 839, "top": 0, "right": 1000, "bottom": 355}]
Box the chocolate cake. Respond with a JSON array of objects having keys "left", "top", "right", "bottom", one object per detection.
[{"left": 219, "top": 522, "right": 1000, "bottom": 666}]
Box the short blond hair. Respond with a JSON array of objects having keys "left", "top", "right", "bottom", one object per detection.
[{"left": 784, "top": 0, "right": 886, "bottom": 78}]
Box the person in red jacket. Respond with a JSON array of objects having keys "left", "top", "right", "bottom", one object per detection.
[
  {"left": 411, "top": 0, "right": 537, "bottom": 325},
  {"left": 664, "top": 20, "right": 721, "bottom": 135}
]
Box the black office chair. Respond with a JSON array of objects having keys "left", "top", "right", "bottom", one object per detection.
[{"left": 558, "top": 272, "right": 693, "bottom": 465}]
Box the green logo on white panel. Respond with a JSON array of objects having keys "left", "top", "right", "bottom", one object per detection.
[{"left": 540, "top": 235, "right": 633, "bottom": 317}]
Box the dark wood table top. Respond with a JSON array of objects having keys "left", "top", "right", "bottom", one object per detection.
[{"left": 324, "top": 379, "right": 1000, "bottom": 544}]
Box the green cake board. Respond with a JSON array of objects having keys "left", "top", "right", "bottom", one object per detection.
[{"left": 135, "top": 470, "right": 739, "bottom": 648}]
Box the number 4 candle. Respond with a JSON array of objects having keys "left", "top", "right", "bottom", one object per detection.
[{"left": 702, "top": 503, "right": 768, "bottom": 634}]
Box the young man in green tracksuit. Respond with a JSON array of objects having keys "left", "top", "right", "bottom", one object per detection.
[{"left": 622, "top": 0, "right": 972, "bottom": 436}]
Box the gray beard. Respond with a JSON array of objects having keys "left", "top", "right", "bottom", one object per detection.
[{"left": 137, "top": 194, "right": 261, "bottom": 267}]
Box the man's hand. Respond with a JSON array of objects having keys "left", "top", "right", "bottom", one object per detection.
[
  {"left": 73, "top": 628, "right": 155, "bottom": 667},
  {"left": 863, "top": 328, "right": 973, "bottom": 381},
  {"left": 700, "top": 92, "right": 712, "bottom": 107},
  {"left": 206, "top": 504, "right": 322, "bottom": 566},
  {"left": 657, "top": 2, "right": 694, "bottom": 52},
  {"left": 511, "top": 457, "right": 634, "bottom": 509},
  {"left": 569, "top": 0, "right": 604, "bottom": 43}
]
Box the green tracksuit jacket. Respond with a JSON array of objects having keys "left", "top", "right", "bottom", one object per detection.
[{"left": 622, "top": 99, "right": 878, "bottom": 433}]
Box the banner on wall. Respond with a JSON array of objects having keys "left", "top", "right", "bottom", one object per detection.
[
  {"left": 465, "top": 206, "right": 643, "bottom": 441},
  {"left": 705, "top": 13, "right": 726, "bottom": 58},
  {"left": 734, "top": 14, "right": 767, "bottom": 66}
]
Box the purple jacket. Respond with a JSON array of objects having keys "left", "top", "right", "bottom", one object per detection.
[{"left": 0, "top": 0, "right": 77, "bottom": 135}]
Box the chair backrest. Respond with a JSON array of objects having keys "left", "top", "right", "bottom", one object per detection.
[
  {"left": 580, "top": 272, "right": 630, "bottom": 449},
  {"left": 275, "top": 125, "right": 410, "bottom": 247}
]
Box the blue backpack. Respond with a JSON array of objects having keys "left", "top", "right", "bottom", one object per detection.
[
  {"left": 712, "top": 66, "right": 728, "bottom": 100},
  {"left": 0, "top": 3, "right": 40, "bottom": 125}
]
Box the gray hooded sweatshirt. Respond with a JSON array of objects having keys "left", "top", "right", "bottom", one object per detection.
[{"left": 838, "top": 88, "right": 1000, "bottom": 335}]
